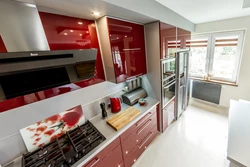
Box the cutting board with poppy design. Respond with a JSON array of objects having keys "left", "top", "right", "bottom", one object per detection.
[{"left": 20, "top": 105, "right": 85, "bottom": 152}]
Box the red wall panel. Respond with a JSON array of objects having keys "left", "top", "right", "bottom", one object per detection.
[
  {"left": 0, "top": 35, "right": 7, "bottom": 52},
  {"left": 38, "top": 12, "right": 105, "bottom": 81}
]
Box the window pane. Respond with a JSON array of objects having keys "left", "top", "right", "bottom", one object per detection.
[
  {"left": 212, "top": 46, "right": 237, "bottom": 79},
  {"left": 190, "top": 47, "right": 207, "bottom": 76}
]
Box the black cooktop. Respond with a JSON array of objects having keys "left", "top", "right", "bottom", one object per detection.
[{"left": 22, "top": 121, "right": 106, "bottom": 167}]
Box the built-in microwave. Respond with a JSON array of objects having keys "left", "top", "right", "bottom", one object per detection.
[{"left": 161, "top": 57, "right": 176, "bottom": 82}]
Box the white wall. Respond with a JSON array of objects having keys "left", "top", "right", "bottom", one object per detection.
[
  {"left": 195, "top": 16, "right": 250, "bottom": 107},
  {"left": 103, "top": 0, "right": 195, "bottom": 31}
]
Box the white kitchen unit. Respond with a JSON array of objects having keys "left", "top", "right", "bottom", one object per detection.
[{"left": 227, "top": 99, "right": 250, "bottom": 167}]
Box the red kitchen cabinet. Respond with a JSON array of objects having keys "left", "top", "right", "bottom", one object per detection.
[
  {"left": 0, "top": 35, "right": 7, "bottom": 52},
  {"left": 120, "top": 106, "right": 159, "bottom": 167},
  {"left": 177, "top": 28, "right": 191, "bottom": 49},
  {"left": 121, "top": 111, "right": 157, "bottom": 157},
  {"left": 96, "top": 17, "right": 147, "bottom": 83},
  {"left": 39, "top": 12, "right": 105, "bottom": 82},
  {"left": 83, "top": 137, "right": 123, "bottom": 167},
  {"left": 107, "top": 18, "right": 147, "bottom": 83},
  {"left": 162, "top": 99, "right": 175, "bottom": 132},
  {"left": 123, "top": 124, "right": 158, "bottom": 167},
  {"left": 160, "top": 23, "right": 177, "bottom": 59}
]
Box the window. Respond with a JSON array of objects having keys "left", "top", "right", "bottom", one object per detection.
[{"left": 190, "top": 30, "right": 245, "bottom": 84}]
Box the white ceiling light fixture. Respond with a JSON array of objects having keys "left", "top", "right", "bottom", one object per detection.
[
  {"left": 243, "top": 0, "right": 250, "bottom": 8},
  {"left": 70, "top": 30, "right": 74, "bottom": 32},
  {"left": 92, "top": 11, "right": 100, "bottom": 16},
  {"left": 78, "top": 22, "right": 83, "bottom": 25}
]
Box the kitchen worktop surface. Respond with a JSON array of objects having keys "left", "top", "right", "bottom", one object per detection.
[{"left": 5, "top": 97, "right": 159, "bottom": 167}]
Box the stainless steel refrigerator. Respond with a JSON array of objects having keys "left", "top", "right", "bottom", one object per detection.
[{"left": 175, "top": 49, "right": 191, "bottom": 120}]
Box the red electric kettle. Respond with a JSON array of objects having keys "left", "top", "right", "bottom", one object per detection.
[{"left": 110, "top": 97, "right": 121, "bottom": 113}]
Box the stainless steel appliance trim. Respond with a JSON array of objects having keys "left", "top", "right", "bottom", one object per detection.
[{"left": 163, "top": 80, "right": 175, "bottom": 89}]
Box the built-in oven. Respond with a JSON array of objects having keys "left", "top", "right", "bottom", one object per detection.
[
  {"left": 161, "top": 57, "right": 176, "bottom": 108},
  {"left": 162, "top": 75, "right": 175, "bottom": 108}
]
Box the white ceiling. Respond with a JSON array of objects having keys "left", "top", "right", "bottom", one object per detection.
[
  {"left": 16, "top": 0, "right": 156, "bottom": 24},
  {"left": 156, "top": 0, "right": 250, "bottom": 23}
]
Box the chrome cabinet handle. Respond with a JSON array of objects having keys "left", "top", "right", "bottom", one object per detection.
[
  {"left": 138, "top": 132, "right": 153, "bottom": 149},
  {"left": 136, "top": 119, "right": 152, "bottom": 134},
  {"left": 136, "top": 112, "right": 152, "bottom": 127},
  {"left": 89, "top": 158, "right": 100, "bottom": 167}
]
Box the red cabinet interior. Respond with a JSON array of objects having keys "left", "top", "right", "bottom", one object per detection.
[
  {"left": 0, "top": 35, "right": 7, "bottom": 52},
  {"left": 107, "top": 18, "right": 147, "bottom": 83},
  {"left": 39, "top": 12, "right": 105, "bottom": 82}
]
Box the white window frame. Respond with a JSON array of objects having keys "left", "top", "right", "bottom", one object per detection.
[
  {"left": 191, "top": 30, "right": 245, "bottom": 84},
  {"left": 209, "top": 31, "right": 244, "bottom": 83},
  {"left": 190, "top": 34, "right": 211, "bottom": 78}
]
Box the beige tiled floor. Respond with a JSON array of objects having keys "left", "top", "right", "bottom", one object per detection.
[{"left": 133, "top": 100, "right": 231, "bottom": 167}]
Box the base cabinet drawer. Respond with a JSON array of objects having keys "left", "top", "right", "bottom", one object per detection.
[
  {"left": 124, "top": 124, "right": 158, "bottom": 167},
  {"left": 120, "top": 106, "right": 157, "bottom": 141},
  {"left": 121, "top": 111, "right": 157, "bottom": 157},
  {"left": 83, "top": 138, "right": 121, "bottom": 167},
  {"left": 98, "top": 145, "right": 123, "bottom": 167}
]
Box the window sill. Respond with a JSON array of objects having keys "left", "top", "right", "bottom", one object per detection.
[{"left": 190, "top": 77, "right": 238, "bottom": 87}]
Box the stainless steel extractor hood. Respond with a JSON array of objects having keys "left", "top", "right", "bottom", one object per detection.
[
  {"left": 0, "top": 49, "right": 98, "bottom": 75},
  {"left": 0, "top": 0, "right": 50, "bottom": 52}
]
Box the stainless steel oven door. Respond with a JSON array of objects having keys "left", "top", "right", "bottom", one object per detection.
[{"left": 162, "top": 80, "right": 175, "bottom": 108}]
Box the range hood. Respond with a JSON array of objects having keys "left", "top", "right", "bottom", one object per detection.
[
  {"left": 0, "top": 0, "right": 98, "bottom": 76},
  {"left": 0, "top": 0, "right": 50, "bottom": 52},
  {"left": 0, "top": 49, "right": 98, "bottom": 75}
]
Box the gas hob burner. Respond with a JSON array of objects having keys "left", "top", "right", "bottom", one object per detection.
[{"left": 22, "top": 121, "right": 105, "bottom": 167}]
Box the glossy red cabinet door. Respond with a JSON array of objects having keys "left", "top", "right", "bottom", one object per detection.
[
  {"left": 177, "top": 28, "right": 191, "bottom": 49},
  {"left": 39, "top": 12, "right": 105, "bottom": 81},
  {"left": 160, "top": 23, "right": 177, "bottom": 59},
  {"left": 0, "top": 35, "right": 7, "bottom": 52},
  {"left": 107, "top": 18, "right": 146, "bottom": 83},
  {"left": 83, "top": 137, "right": 122, "bottom": 167}
]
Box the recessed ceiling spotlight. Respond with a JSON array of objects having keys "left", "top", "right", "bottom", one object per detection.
[
  {"left": 64, "top": 33, "right": 67, "bottom": 35},
  {"left": 86, "top": 31, "right": 89, "bottom": 34},
  {"left": 117, "top": 37, "right": 119, "bottom": 39},
  {"left": 125, "top": 35, "right": 127, "bottom": 38},
  {"left": 79, "top": 34, "right": 82, "bottom": 36},
  {"left": 78, "top": 22, "right": 83, "bottom": 25},
  {"left": 70, "top": 30, "right": 74, "bottom": 32},
  {"left": 92, "top": 12, "right": 100, "bottom": 16}
]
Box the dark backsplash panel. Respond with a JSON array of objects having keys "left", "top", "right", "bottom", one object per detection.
[{"left": 0, "top": 67, "right": 71, "bottom": 99}]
